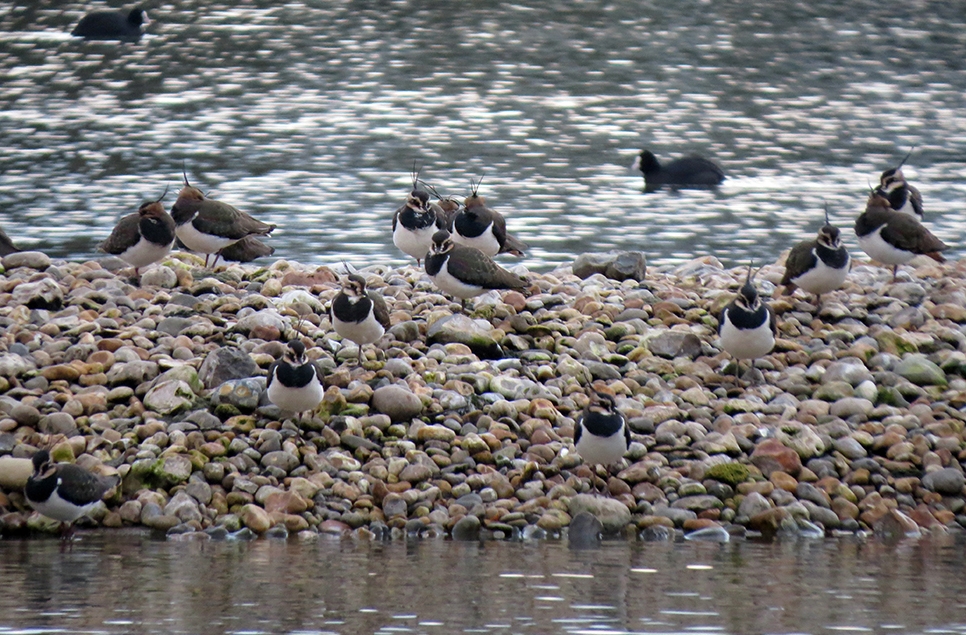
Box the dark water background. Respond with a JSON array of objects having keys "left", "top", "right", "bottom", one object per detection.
[
  {"left": 0, "top": 1, "right": 964, "bottom": 271},
  {"left": 2, "top": 532, "right": 966, "bottom": 635}
]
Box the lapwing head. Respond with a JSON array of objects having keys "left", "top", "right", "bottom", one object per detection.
[
  {"left": 285, "top": 340, "right": 307, "bottom": 365},
  {"left": 464, "top": 174, "right": 486, "bottom": 209},
  {"left": 817, "top": 204, "right": 841, "bottom": 248},
  {"left": 431, "top": 229, "right": 455, "bottom": 254},
  {"left": 31, "top": 449, "right": 52, "bottom": 475},
  {"left": 866, "top": 188, "right": 893, "bottom": 211},
  {"left": 341, "top": 273, "right": 368, "bottom": 299},
  {"left": 736, "top": 264, "right": 760, "bottom": 312},
  {"left": 137, "top": 186, "right": 169, "bottom": 219},
  {"left": 879, "top": 167, "right": 905, "bottom": 192},
  {"left": 587, "top": 387, "right": 618, "bottom": 415},
  {"left": 176, "top": 168, "right": 206, "bottom": 204},
  {"left": 422, "top": 182, "right": 461, "bottom": 214},
  {"left": 407, "top": 189, "right": 430, "bottom": 213}
]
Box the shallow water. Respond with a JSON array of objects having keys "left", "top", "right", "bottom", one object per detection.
[
  {"left": 0, "top": 1, "right": 964, "bottom": 272},
  {"left": 2, "top": 531, "right": 966, "bottom": 634}
]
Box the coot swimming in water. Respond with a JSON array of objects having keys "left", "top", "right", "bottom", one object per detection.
[
  {"left": 72, "top": 7, "right": 149, "bottom": 39},
  {"left": 633, "top": 149, "right": 725, "bottom": 192}
]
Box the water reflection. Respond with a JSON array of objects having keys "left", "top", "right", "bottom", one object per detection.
[
  {"left": 2, "top": 533, "right": 966, "bottom": 634},
  {"left": 0, "top": 1, "right": 964, "bottom": 271}
]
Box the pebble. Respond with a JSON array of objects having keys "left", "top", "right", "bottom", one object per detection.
[{"left": 0, "top": 257, "right": 964, "bottom": 542}]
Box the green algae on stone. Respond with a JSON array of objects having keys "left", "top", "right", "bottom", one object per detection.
[
  {"left": 705, "top": 462, "right": 751, "bottom": 487},
  {"left": 895, "top": 354, "right": 948, "bottom": 386}
]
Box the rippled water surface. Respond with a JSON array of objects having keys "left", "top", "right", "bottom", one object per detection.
[
  {"left": 1, "top": 1, "right": 964, "bottom": 271},
  {"left": 2, "top": 532, "right": 966, "bottom": 634}
]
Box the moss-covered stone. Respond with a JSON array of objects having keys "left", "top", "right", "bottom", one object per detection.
[{"left": 705, "top": 462, "right": 751, "bottom": 487}]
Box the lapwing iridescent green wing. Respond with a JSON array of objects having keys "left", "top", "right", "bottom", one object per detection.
[
  {"left": 855, "top": 190, "right": 946, "bottom": 280},
  {"left": 99, "top": 187, "right": 176, "bottom": 279},
  {"left": 452, "top": 175, "right": 527, "bottom": 257},
  {"left": 574, "top": 386, "right": 631, "bottom": 494},
  {"left": 170, "top": 170, "right": 275, "bottom": 268},
  {"left": 718, "top": 264, "right": 776, "bottom": 383},
  {"left": 780, "top": 205, "right": 851, "bottom": 305},
  {"left": 25, "top": 450, "right": 120, "bottom": 538},
  {"left": 331, "top": 272, "right": 391, "bottom": 366},
  {"left": 266, "top": 340, "right": 324, "bottom": 423},
  {"left": 874, "top": 147, "right": 923, "bottom": 219},
  {"left": 425, "top": 229, "right": 528, "bottom": 310}
]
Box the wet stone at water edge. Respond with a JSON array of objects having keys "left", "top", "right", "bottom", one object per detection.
[{"left": 1, "top": 253, "right": 966, "bottom": 543}]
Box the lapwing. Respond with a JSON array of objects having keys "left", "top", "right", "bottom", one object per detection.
[
  {"left": 574, "top": 387, "right": 631, "bottom": 494},
  {"left": 0, "top": 224, "right": 20, "bottom": 256},
  {"left": 451, "top": 176, "right": 527, "bottom": 257},
  {"left": 874, "top": 148, "right": 923, "bottom": 219},
  {"left": 71, "top": 6, "right": 149, "bottom": 39},
  {"left": 855, "top": 190, "right": 947, "bottom": 280},
  {"left": 217, "top": 235, "right": 275, "bottom": 264},
  {"left": 170, "top": 170, "right": 276, "bottom": 268},
  {"left": 25, "top": 450, "right": 120, "bottom": 538},
  {"left": 719, "top": 264, "right": 776, "bottom": 382},
  {"left": 331, "top": 273, "right": 391, "bottom": 365},
  {"left": 779, "top": 205, "right": 851, "bottom": 305},
  {"left": 425, "top": 229, "right": 528, "bottom": 309},
  {"left": 99, "top": 188, "right": 176, "bottom": 278},
  {"left": 266, "top": 340, "right": 324, "bottom": 422},
  {"left": 633, "top": 149, "right": 725, "bottom": 193}
]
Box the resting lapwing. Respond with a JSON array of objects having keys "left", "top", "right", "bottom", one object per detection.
[
  {"left": 217, "top": 235, "right": 275, "bottom": 264},
  {"left": 855, "top": 190, "right": 947, "bottom": 280},
  {"left": 425, "top": 229, "right": 528, "bottom": 310},
  {"left": 633, "top": 149, "right": 725, "bottom": 193},
  {"left": 874, "top": 148, "right": 923, "bottom": 219},
  {"left": 25, "top": 450, "right": 120, "bottom": 538},
  {"left": 779, "top": 205, "right": 851, "bottom": 305},
  {"left": 99, "top": 187, "right": 176, "bottom": 278},
  {"left": 451, "top": 176, "right": 527, "bottom": 257},
  {"left": 170, "top": 170, "right": 276, "bottom": 268},
  {"left": 574, "top": 387, "right": 631, "bottom": 494},
  {"left": 266, "top": 340, "right": 324, "bottom": 422},
  {"left": 331, "top": 273, "right": 391, "bottom": 365},
  {"left": 719, "top": 264, "right": 776, "bottom": 383}
]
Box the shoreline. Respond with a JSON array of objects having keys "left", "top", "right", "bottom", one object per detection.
[{"left": 1, "top": 250, "right": 965, "bottom": 542}]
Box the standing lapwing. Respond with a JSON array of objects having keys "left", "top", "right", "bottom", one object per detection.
[
  {"left": 392, "top": 164, "right": 450, "bottom": 266},
  {"left": 633, "top": 149, "right": 725, "bottom": 193},
  {"left": 266, "top": 340, "right": 324, "bottom": 422},
  {"left": 855, "top": 190, "right": 947, "bottom": 280},
  {"left": 779, "top": 205, "right": 851, "bottom": 305},
  {"left": 451, "top": 176, "right": 527, "bottom": 257},
  {"left": 425, "top": 229, "right": 528, "bottom": 310},
  {"left": 719, "top": 264, "right": 776, "bottom": 383},
  {"left": 574, "top": 386, "right": 631, "bottom": 494},
  {"left": 331, "top": 272, "right": 391, "bottom": 365},
  {"left": 170, "top": 170, "right": 276, "bottom": 268},
  {"left": 99, "top": 188, "right": 176, "bottom": 279},
  {"left": 25, "top": 450, "right": 120, "bottom": 538},
  {"left": 874, "top": 148, "right": 923, "bottom": 219}
]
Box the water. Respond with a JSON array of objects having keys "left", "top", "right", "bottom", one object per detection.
[
  {"left": 2, "top": 532, "right": 966, "bottom": 634},
  {"left": 0, "top": 1, "right": 964, "bottom": 272}
]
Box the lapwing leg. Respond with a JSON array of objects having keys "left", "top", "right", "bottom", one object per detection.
[
  {"left": 416, "top": 258, "right": 421, "bottom": 267},
  {"left": 892, "top": 265, "right": 899, "bottom": 281},
  {"left": 212, "top": 254, "right": 221, "bottom": 269},
  {"left": 203, "top": 254, "right": 209, "bottom": 268}
]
